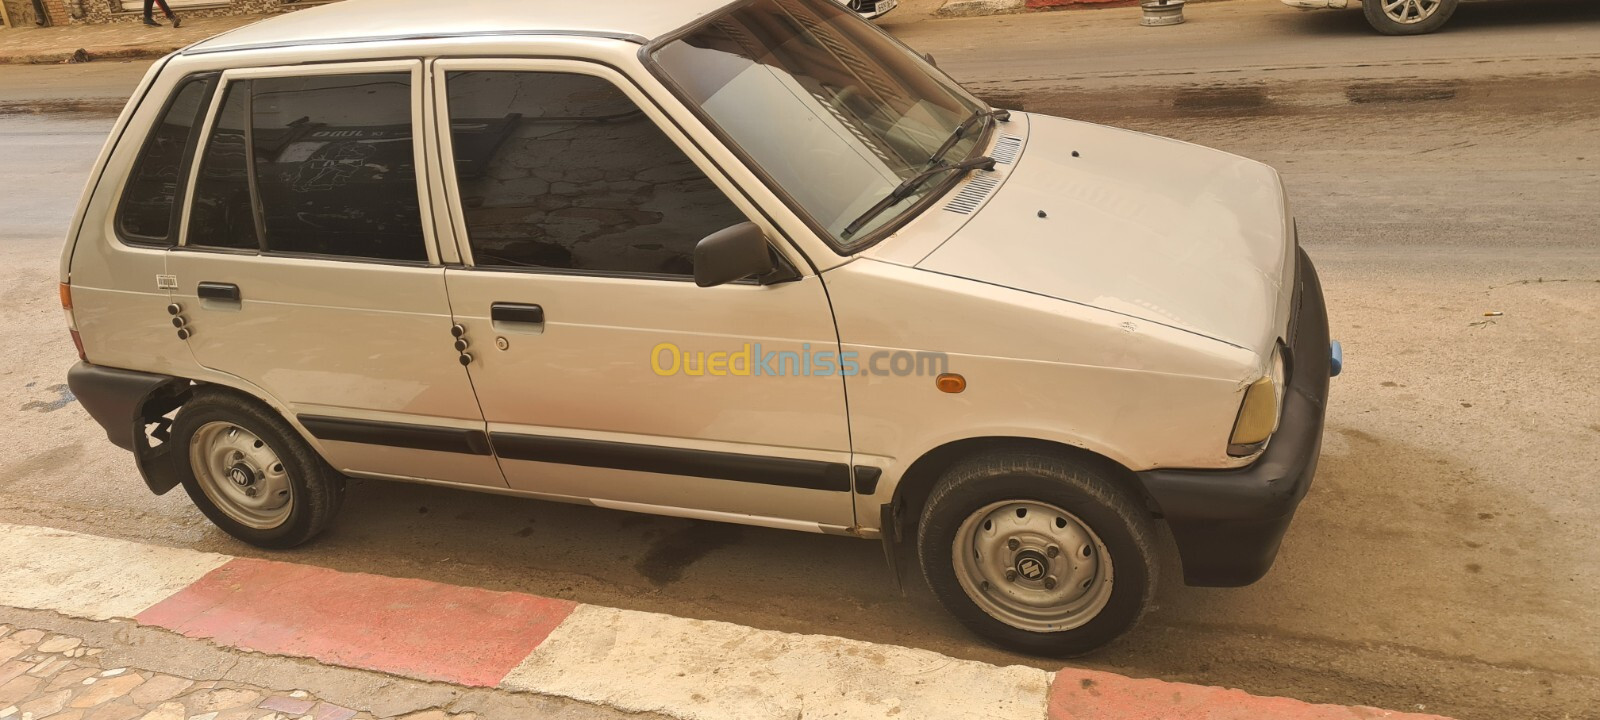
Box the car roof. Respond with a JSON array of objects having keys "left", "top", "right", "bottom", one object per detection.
[{"left": 184, "top": 0, "right": 732, "bottom": 55}]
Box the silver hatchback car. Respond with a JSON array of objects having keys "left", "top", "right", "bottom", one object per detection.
[{"left": 62, "top": 0, "right": 1334, "bottom": 656}]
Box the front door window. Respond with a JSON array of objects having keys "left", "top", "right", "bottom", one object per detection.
[{"left": 445, "top": 71, "right": 747, "bottom": 277}]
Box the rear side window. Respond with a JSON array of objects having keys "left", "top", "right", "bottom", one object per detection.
[
  {"left": 186, "top": 72, "right": 427, "bottom": 262},
  {"left": 117, "top": 74, "right": 216, "bottom": 245}
]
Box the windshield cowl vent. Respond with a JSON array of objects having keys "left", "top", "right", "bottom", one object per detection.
[
  {"left": 943, "top": 172, "right": 1001, "bottom": 215},
  {"left": 990, "top": 135, "right": 1022, "bottom": 165}
]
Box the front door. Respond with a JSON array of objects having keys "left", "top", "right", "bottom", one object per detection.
[
  {"left": 433, "top": 61, "right": 854, "bottom": 529},
  {"left": 168, "top": 61, "right": 504, "bottom": 488}
]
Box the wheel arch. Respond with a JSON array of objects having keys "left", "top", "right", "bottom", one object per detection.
[
  {"left": 887, "top": 437, "right": 1159, "bottom": 529},
  {"left": 174, "top": 376, "right": 336, "bottom": 460},
  {"left": 116, "top": 366, "right": 334, "bottom": 495}
]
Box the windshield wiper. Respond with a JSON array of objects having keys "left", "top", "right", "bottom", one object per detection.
[
  {"left": 925, "top": 107, "right": 1010, "bottom": 169},
  {"left": 841, "top": 155, "right": 997, "bottom": 239}
]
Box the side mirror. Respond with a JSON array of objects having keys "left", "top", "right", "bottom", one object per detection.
[{"left": 694, "top": 222, "right": 775, "bottom": 288}]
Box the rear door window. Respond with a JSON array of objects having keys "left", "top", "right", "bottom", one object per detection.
[
  {"left": 185, "top": 72, "right": 427, "bottom": 262},
  {"left": 118, "top": 74, "right": 217, "bottom": 245}
]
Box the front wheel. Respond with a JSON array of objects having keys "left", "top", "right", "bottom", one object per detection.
[
  {"left": 1363, "top": 0, "right": 1458, "bottom": 35},
  {"left": 917, "top": 451, "right": 1157, "bottom": 656}
]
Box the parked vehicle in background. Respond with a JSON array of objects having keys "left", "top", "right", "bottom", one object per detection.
[
  {"left": 61, "top": 0, "right": 1335, "bottom": 657},
  {"left": 839, "top": 0, "right": 898, "bottom": 19},
  {"left": 1284, "top": 0, "right": 1460, "bottom": 34}
]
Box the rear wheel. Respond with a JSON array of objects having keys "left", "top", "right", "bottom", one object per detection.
[
  {"left": 172, "top": 389, "right": 344, "bottom": 549},
  {"left": 1363, "top": 0, "right": 1458, "bottom": 35},
  {"left": 917, "top": 451, "right": 1156, "bottom": 656}
]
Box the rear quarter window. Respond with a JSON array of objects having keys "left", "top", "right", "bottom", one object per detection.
[{"left": 117, "top": 73, "right": 218, "bottom": 246}]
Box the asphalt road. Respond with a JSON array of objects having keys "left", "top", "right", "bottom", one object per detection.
[{"left": 1, "top": 2, "right": 1597, "bottom": 718}]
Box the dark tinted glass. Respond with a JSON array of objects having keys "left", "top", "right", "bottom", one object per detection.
[
  {"left": 445, "top": 71, "right": 745, "bottom": 276},
  {"left": 119, "top": 75, "right": 214, "bottom": 244},
  {"left": 187, "top": 82, "right": 258, "bottom": 250},
  {"left": 187, "top": 73, "right": 426, "bottom": 262},
  {"left": 252, "top": 74, "right": 425, "bottom": 261}
]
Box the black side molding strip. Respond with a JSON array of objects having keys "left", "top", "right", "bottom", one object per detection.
[
  {"left": 491, "top": 433, "right": 852, "bottom": 492},
  {"left": 299, "top": 415, "right": 492, "bottom": 456},
  {"left": 853, "top": 466, "right": 883, "bottom": 495}
]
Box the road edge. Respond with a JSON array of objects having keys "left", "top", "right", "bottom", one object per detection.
[{"left": 0, "top": 522, "right": 1454, "bottom": 720}]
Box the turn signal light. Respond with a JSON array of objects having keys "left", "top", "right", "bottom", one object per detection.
[
  {"left": 1228, "top": 347, "right": 1286, "bottom": 456},
  {"left": 936, "top": 373, "right": 966, "bottom": 394},
  {"left": 1229, "top": 376, "right": 1279, "bottom": 446},
  {"left": 60, "top": 283, "right": 85, "bottom": 362}
]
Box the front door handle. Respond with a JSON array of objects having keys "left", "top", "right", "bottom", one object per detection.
[
  {"left": 197, "top": 282, "right": 241, "bottom": 302},
  {"left": 491, "top": 302, "right": 544, "bottom": 328}
]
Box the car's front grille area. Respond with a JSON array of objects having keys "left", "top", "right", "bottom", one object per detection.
[{"left": 943, "top": 173, "right": 1001, "bottom": 215}]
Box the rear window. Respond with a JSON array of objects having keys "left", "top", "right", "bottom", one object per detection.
[
  {"left": 186, "top": 72, "right": 427, "bottom": 263},
  {"left": 117, "top": 74, "right": 217, "bottom": 245}
]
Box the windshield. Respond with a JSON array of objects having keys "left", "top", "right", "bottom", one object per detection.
[{"left": 650, "top": 0, "right": 989, "bottom": 249}]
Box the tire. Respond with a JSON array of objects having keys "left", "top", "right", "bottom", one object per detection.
[
  {"left": 1363, "top": 0, "right": 1458, "bottom": 35},
  {"left": 171, "top": 388, "right": 345, "bottom": 549},
  {"left": 916, "top": 451, "right": 1156, "bottom": 657}
]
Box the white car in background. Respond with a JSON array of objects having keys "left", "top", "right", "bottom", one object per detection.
[
  {"left": 840, "top": 0, "right": 899, "bottom": 19},
  {"left": 1284, "top": 0, "right": 1459, "bottom": 34}
]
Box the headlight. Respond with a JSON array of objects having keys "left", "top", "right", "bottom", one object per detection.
[{"left": 1229, "top": 346, "right": 1286, "bottom": 457}]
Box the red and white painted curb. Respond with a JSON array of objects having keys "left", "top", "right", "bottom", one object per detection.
[{"left": 0, "top": 523, "right": 1449, "bottom": 720}]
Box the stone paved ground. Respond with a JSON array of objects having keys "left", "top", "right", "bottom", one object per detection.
[{"left": 0, "top": 624, "right": 473, "bottom": 720}]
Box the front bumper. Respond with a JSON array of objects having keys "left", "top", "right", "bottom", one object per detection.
[{"left": 1136, "top": 247, "right": 1332, "bottom": 587}]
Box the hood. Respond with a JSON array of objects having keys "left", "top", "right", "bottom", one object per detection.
[{"left": 916, "top": 113, "right": 1292, "bottom": 352}]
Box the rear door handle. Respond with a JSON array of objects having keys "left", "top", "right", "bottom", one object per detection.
[
  {"left": 197, "top": 282, "right": 241, "bottom": 302},
  {"left": 491, "top": 302, "right": 544, "bottom": 332}
]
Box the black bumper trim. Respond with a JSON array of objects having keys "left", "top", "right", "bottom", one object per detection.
[
  {"left": 67, "top": 363, "right": 186, "bottom": 452},
  {"left": 67, "top": 362, "right": 191, "bottom": 495},
  {"left": 1136, "top": 247, "right": 1332, "bottom": 587}
]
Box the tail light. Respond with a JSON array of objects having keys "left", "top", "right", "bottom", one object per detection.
[{"left": 60, "top": 282, "right": 86, "bottom": 362}]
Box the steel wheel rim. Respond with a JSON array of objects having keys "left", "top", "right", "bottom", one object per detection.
[
  {"left": 1381, "top": 0, "right": 1440, "bottom": 24},
  {"left": 190, "top": 421, "right": 293, "bottom": 530},
  {"left": 951, "top": 500, "right": 1114, "bottom": 633}
]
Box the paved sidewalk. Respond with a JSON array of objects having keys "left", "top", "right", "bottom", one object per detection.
[
  {"left": 0, "top": 523, "right": 1452, "bottom": 720},
  {"left": 0, "top": 16, "right": 259, "bottom": 64},
  {"left": 0, "top": 623, "right": 476, "bottom": 720}
]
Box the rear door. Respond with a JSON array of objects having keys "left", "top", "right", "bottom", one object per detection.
[{"left": 166, "top": 61, "right": 504, "bottom": 488}]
